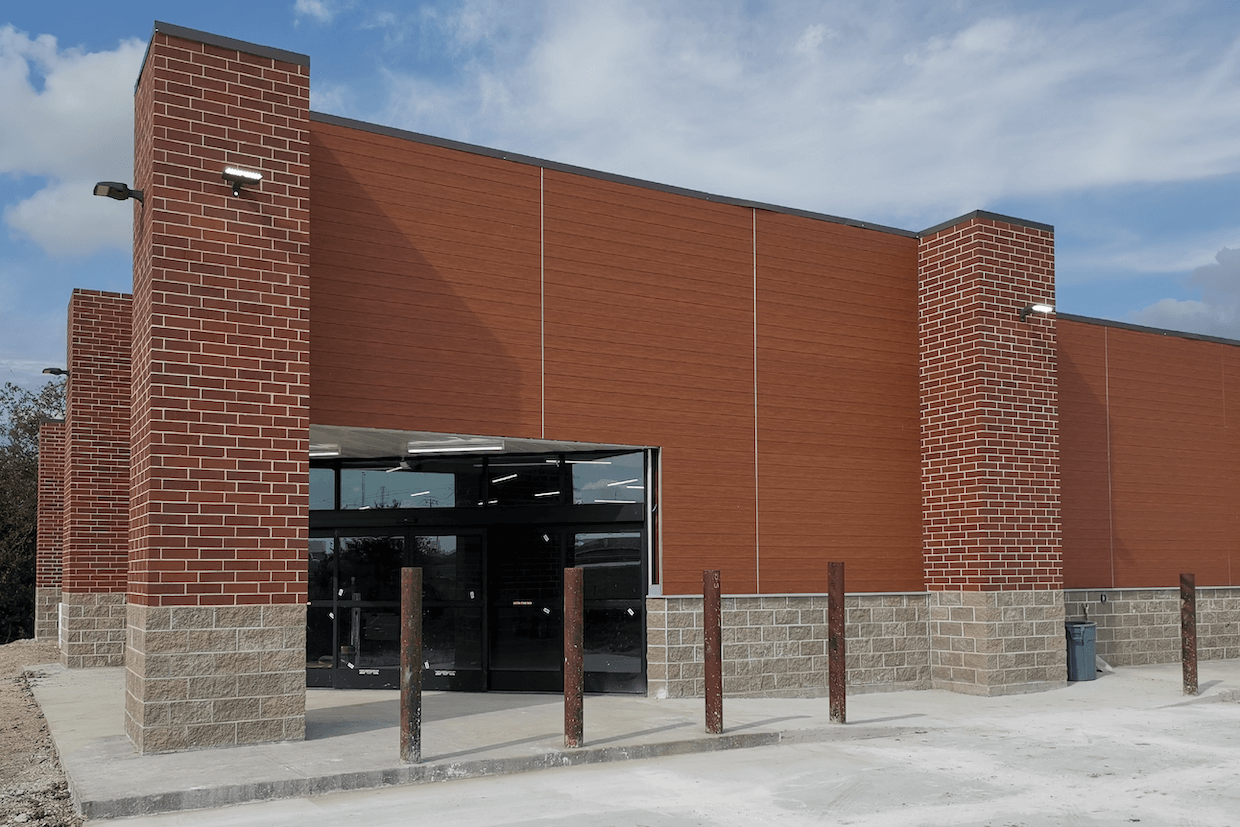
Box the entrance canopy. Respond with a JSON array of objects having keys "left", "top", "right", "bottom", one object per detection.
[{"left": 310, "top": 424, "right": 651, "bottom": 460}]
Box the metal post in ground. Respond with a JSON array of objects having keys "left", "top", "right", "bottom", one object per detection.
[
  {"left": 564, "top": 566, "right": 584, "bottom": 748},
  {"left": 703, "top": 569, "right": 723, "bottom": 734},
  {"left": 1181, "top": 572, "right": 1197, "bottom": 696},
  {"left": 828, "top": 561, "right": 846, "bottom": 724},
  {"left": 400, "top": 567, "right": 424, "bottom": 763}
]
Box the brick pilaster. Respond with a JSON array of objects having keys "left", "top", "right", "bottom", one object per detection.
[
  {"left": 61, "top": 290, "right": 132, "bottom": 667},
  {"left": 36, "top": 420, "right": 65, "bottom": 642},
  {"left": 918, "top": 211, "right": 1064, "bottom": 694},
  {"left": 126, "top": 23, "right": 310, "bottom": 753}
]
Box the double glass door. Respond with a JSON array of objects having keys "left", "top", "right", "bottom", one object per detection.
[
  {"left": 307, "top": 531, "right": 484, "bottom": 690},
  {"left": 307, "top": 524, "right": 645, "bottom": 692},
  {"left": 488, "top": 526, "right": 644, "bottom": 693}
]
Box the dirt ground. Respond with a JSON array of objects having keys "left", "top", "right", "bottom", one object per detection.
[{"left": 0, "top": 639, "right": 82, "bottom": 827}]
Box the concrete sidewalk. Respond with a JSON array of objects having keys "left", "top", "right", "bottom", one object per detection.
[{"left": 25, "top": 660, "right": 1240, "bottom": 821}]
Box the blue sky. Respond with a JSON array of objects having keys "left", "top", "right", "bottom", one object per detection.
[{"left": 2, "top": 1, "right": 1239, "bottom": 388}]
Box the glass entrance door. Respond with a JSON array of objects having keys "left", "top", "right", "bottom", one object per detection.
[
  {"left": 486, "top": 525, "right": 646, "bottom": 693},
  {"left": 307, "top": 530, "right": 484, "bottom": 690},
  {"left": 488, "top": 526, "right": 565, "bottom": 691}
]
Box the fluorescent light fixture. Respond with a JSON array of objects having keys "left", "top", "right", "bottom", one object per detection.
[
  {"left": 626, "top": 485, "right": 644, "bottom": 490},
  {"left": 408, "top": 437, "right": 505, "bottom": 455},
  {"left": 607, "top": 478, "right": 640, "bottom": 487},
  {"left": 409, "top": 491, "right": 431, "bottom": 497},
  {"left": 1019, "top": 303, "right": 1055, "bottom": 322},
  {"left": 534, "top": 490, "right": 560, "bottom": 498},
  {"left": 491, "top": 473, "right": 518, "bottom": 484},
  {"left": 568, "top": 459, "right": 612, "bottom": 465},
  {"left": 309, "top": 443, "right": 340, "bottom": 458},
  {"left": 385, "top": 461, "right": 411, "bottom": 473},
  {"left": 595, "top": 499, "right": 637, "bottom": 504},
  {"left": 222, "top": 166, "right": 263, "bottom": 196}
]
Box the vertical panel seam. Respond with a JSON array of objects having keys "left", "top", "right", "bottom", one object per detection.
[
  {"left": 541, "top": 167, "right": 545, "bottom": 439},
  {"left": 1104, "top": 328, "right": 1115, "bottom": 588},
  {"left": 753, "top": 208, "right": 760, "bottom": 594}
]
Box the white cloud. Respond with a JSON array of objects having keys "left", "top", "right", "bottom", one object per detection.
[
  {"left": 295, "top": 0, "right": 338, "bottom": 24},
  {"left": 1130, "top": 248, "right": 1240, "bottom": 339},
  {"left": 5, "top": 178, "right": 134, "bottom": 257},
  {"left": 364, "top": 1, "right": 1240, "bottom": 227},
  {"left": 0, "top": 26, "right": 144, "bottom": 257}
]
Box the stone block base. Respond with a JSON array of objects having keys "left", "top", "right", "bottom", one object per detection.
[
  {"left": 35, "top": 587, "right": 61, "bottom": 643},
  {"left": 646, "top": 594, "right": 931, "bottom": 699},
  {"left": 60, "top": 592, "right": 126, "bottom": 667},
  {"left": 125, "top": 603, "right": 306, "bottom": 754},
  {"left": 929, "top": 590, "right": 1066, "bottom": 696},
  {"left": 1065, "top": 587, "right": 1240, "bottom": 665}
]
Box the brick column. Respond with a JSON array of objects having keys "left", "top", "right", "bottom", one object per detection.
[
  {"left": 918, "top": 211, "right": 1064, "bottom": 696},
  {"left": 36, "top": 420, "right": 65, "bottom": 643},
  {"left": 60, "top": 290, "right": 132, "bottom": 667},
  {"left": 126, "top": 23, "right": 310, "bottom": 753}
]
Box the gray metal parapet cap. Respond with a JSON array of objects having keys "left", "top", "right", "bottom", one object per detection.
[
  {"left": 136, "top": 21, "right": 310, "bottom": 91},
  {"left": 919, "top": 209, "right": 1054, "bottom": 237}
]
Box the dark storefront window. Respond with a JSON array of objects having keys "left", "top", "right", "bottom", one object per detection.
[
  {"left": 310, "top": 468, "right": 335, "bottom": 510},
  {"left": 572, "top": 452, "right": 645, "bottom": 505},
  {"left": 340, "top": 469, "right": 456, "bottom": 510}
]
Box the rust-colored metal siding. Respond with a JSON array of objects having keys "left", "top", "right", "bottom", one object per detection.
[
  {"left": 541, "top": 170, "right": 759, "bottom": 595},
  {"left": 1058, "top": 320, "right": 1112, "bottom": 588},
  {"left": 309, "top": 120, "right": 925, "bottom": 595},
  {"left": 755, "top": 212, "right": 921, "bottom": 593},
  {"left": 1059, "top": 319, "right": 1240, "bottom": 587},
  {"left": 310, "top": 121, "right": 543, "bottom": 436}
]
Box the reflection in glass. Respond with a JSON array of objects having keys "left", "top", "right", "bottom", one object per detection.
[
  {"left": 424, "top": 607, "right": 483, "bottom": 672},
  {"left": 310, "top": 468, "right": 335, "bottom": 510},
  {"left": 584, "top": 607, "right": 643, "bottom": 673},
  {"left": 486, "top": 459, "right": 563, "bottom": 506},
  {"left": 574, "top": 531, "right": 643, "bottom": 680},
  {"left": 306, "top": 606, "right": 334, "bottom": 669},
  {"left": 308, "top": 537, "right": 335, "bottom": 601},
  {"left": 337, "top": 536, "right": 403, "bottom": 602},
  {"left": 572, "top": 452, "right": 645, "bottom": 505},
  {"left": 415, "top": 535, "right": 482, "bottom": 603},
  {"left": 340, "top": 469, "right": 455, "bottom": 510},
  {"left": 336, "top": 607, "right": 401, "bottom": 670}
]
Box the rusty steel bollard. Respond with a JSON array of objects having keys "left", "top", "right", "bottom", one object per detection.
[
  {"left": 828, "top": 561, "right": 846, "bottom": 724},
  {"left": 1181, "top": 572, "right": 1197, "bottom": 696},
  {"left": 704, "top": 570, "right": 723, "bottom": 734},
  {"left": 564, "top": 567, "right": 584, "bottom": 748},
  {"left": 400, "top": 567, "right": 424, "bottom": 763}
]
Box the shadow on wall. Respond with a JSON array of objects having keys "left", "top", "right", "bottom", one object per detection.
[{"left": 308, "top": 130, "right": 541, "bottom": 436}]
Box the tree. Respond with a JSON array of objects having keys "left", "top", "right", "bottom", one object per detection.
[{"left": 0, "top": 380, "right": 66, "bottom": 643}]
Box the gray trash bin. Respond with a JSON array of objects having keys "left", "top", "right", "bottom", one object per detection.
[{"left": 1065, "top": 620, "right": 1097, "bottom": 681}]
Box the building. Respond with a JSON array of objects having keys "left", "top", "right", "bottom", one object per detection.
[{"left": 35, "top": 21, "right": 1240, "bottom": 754}]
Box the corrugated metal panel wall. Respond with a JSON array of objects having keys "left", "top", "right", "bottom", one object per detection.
[
  {"left": 309, "top": 120, "right": 922, "bottom": 595},
  {"left": 1059, "top": 319, "right": 1240, "bottom": 587}
]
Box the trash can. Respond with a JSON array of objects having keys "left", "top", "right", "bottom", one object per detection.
[{"left": 1065, "top": 620, "right": 1097, "bottom": 681}]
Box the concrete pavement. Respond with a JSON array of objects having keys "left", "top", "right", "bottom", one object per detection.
[{"left": 24, "top": 659, "right": 1240, "bottom": 822}]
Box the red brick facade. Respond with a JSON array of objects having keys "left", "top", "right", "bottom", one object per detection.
[
  {"left": 62, "top": 290, "right": 132, "bottom": 595},
  {"left": 36, "top": 420, "right": 66, "bottom": 642},
  {"left": 128, "top": 28, "right": 310, "bottom": 609},
  {"left": 37, "top": 421, "right": 66, "bottom": 590},
  {"left": 918, "top": 213, "right": 1061, "bottom": 591}
]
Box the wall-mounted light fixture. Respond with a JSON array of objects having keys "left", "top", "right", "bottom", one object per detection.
[
  {"left": 41, "top": 367, "right": 70, "bottom": 376},
  {"left": 92, "top": 182, "right": 144, "bottom": 203},
  {"left": 309, "top": 443, "right": 341, "bottom": 458},
  {"left": 408, "top": 437, "right": 506, "bottom": 455},
  {"left": 222, "top": 166, "right": 263, "bottom": 197},
  {"left": 1019, "top": 303, "right": 1055, "bottom": 322}
]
